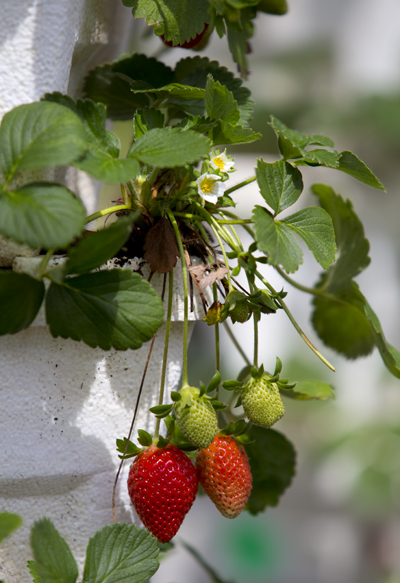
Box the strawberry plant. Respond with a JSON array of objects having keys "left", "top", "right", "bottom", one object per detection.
[{"left": 0, "top": 1, "right": 399, "bottom": 582}]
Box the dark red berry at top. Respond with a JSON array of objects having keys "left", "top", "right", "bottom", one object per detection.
[{"left": 127, "top": 443, "right": 198, "bottom": 543}]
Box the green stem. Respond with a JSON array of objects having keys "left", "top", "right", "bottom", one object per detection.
[
  {"left": 85, "top": 205, "right": 132, "bottom": 224},
  {"left": 40, "top": 249, "right": 54, "bottom": 277},
  {"left": 253, "top": 312, "right": 259, "bottom": 368},
  {"left": 223, "top": 322, "right": 251, "bottom": 366},
  {"left": 255, "top": 269, "right": 336, "bottom": 372},
  {"left": 216, "top": 219, "right": 253, "bottom": 225},
  {"left": 225, "top": 175, "right": 256, "bottom": 196},
  {"left": 213, "top": 283, "right": 220, "bottom": 399},
  {"left": 154, "top": 270, "right": 174, "bottom": 440},
  {"left": 167, "top": 209, "right": 190, "bottom": 388},
  {"left": 222, "top": 210, "right": 256, "bottom": 239}
]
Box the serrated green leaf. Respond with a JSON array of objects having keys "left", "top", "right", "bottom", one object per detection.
[
  {"left": 82, "top": 523, "right": 159, "bottom": 583},
  {"left": 253, "top": 205, "right": 303, "bottom": 273},
  {"left": 0, "top": 183, "right": 86, "bottom": 250},
  {"left": 123, "top": 0, "right": 210, "bottom": 45},
  {"left": 46, "top": 270, "right": 164, "bottom": 350},
  {"left": 74, "top": 150, "right": 140, "bottom": 183},
  {"left": 268, "top": 116, "right": 334, "bottom": 159},
  {"left": 134, "top": 108, "right": 165, "bottom": 140},
  {"left": 0, "top": 272, "right": 45, "bottom": 335},
  {"left": 0, "top": 513, "right": 22, "bottom": 543},
  {"left": 27, "top": 561, "right": 45, "bottom": 583},
  {"left": 297, "top": 149, "right": 340, "bottom": 168},
  {"left": 338, "top": 151, "right": 385, "bottom": 191},
  {"left": 0, "top": 102, "right": 88, "bottom": 183},
  {"left": 255, "top": 159, "right": 303, "bottom": 215},
  {"left": 213, "top": 121, "right": 261, "bottom": 146},
  {"left": 133, "top": 83, "right": 206, "bottom": 101},
  {"left": 312, "top": 184, "right": 371, "bottom": 289},
  {"left": 205, "top": 76, "right": 240, "bottom": 124},
  {"left": 245, "top": 426, "right": 296, "bottom": 514},
  {"left": 83, "top": 55, "right": 174, "bottom": 120},
  {"left": 280, "top": 207, "right": 336, "bottom": 270},
  {"left": 66, "top": 218, "right": 134, "bottom": 275},
  {"left": 128, "top": 128, "right": 211, "bottom": 167},
  {"left": 30, "top": 518, "right": 78, "bottom": 583},
  {"left": 363, "top": 299, "right": 400, "bottom": 378},
  {"left": 312, "top": 281, "right": 375, "bottom": 359},
  {"left": 289, "top": 380, "right": 335, "bottom": 400}
]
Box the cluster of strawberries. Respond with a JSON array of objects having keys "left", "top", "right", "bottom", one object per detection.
[{"left": 125, "top": 363, "right": 289, "bottom": 543}]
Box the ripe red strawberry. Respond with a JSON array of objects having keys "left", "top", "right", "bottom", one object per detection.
[
  {"left": 127, "top": 443, "right": 198, "bottom": 542},
  {"left": 195, "top": 434, "right": 252, "bottom": 519}
]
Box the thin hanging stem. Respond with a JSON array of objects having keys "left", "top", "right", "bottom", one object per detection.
[
  {"left": 85, "top": 204, "right": 133, "bottom": 224},
  {"left": 213, "top": 283, "right": 220, "bottom": 399},
  {"left": 255, "top": 269, "right": 336, "bottom": 372},
  {"left": 223, "top": 322, "right": 251, "bottom": 366},
  {"left": 167, "top": 209, "right": 190, "bottom": 388},
  {"left": 154, "top": 269, "right": 174, "bottom": 439},
  {"left": 253, "top": 312, "right": 259, "bottom": 368},
  {"left": 112, "top": 332, "right": 157, "bottom": 522},
  {"left": 225, "top": 175, "right": 256, "bottom": 196}
]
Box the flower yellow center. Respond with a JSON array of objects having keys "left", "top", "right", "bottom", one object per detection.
[
  {"left": 200, "top": 177, "right": 215, "bottom": 194},
  {"left": 213, "top": 156, "right": 225, "bottom": 170}
]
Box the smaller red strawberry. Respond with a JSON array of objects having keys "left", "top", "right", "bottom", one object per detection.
[
  {"left": 196, "top": 434, "right": 252, "bottom": 519},
  {"left": 127, "top": 443, "right": 198, "bottom": 542}
]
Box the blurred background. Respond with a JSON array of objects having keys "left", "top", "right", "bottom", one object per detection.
[{"left": 102, "top": 1, "right": 400, "bottom": 581}]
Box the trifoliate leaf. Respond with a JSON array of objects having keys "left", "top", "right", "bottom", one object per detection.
[
  {"left": 83, "top": 54, "right": 174, "bottom": 120},
  {"left": 0, "top": 183, "right": 86, "bottom": 250},
  {"left": 280, "top": 207, "right": 336, "bottom": 270},
  {"left": 338, "top": 151, "right": 385, "bottom": 191},
  {"left": 253, "top": 205, "right": 303, "bottom": 273},
  {"left": 66, "top": 218, "right": 135, "bottom": 275},
  {"left": 0, "top": 102, "right": 88, "bottom": 183},
  {"left": 0, "top": 513, "right": 22, "bottom": 543},
  {"left": 82, "top": 523, "right": 159, "bottom": 583},
  {"left": 312, "top": 280, "right": 375, "bottom": 359},
  {"left": 245, "top": 426, "right": 296, "bottom": 514},
  {"left": 205, "top": 76, "right": 240, "bottom": 124},
  {"left": 46, "top": 270, "right": 164, "bottom": 350},
  {"left": 255, "top": 159, "right": 303, "bottom": 215},
  {"left": 128, "top": 127, "right": 211, "bottom": 167},
  {"left": 0, "top": 272, "right": 45, "bottom": 335},
  {"left": 312, "top": 184, "right": 371, "bottom": 289},
  {"left": 123, "top": 0, "right": 210, "bottom": 45},
  {"left": 30, "top": 518, "right": 78, "bottom": 583}
]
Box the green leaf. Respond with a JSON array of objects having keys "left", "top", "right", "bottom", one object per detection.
[
  {"left": 363, "top": 299, "right": 400, "bottom": 378},
  {"left": 128, "top": 127, "right": 211, "bottom": 167},
  {"left": 132, "top": 83, "right": 206, "bottom": 101},
  {"left": 83, "top": 55, "right": 174, "bottom": 120},
  {"left": 205, "top": 76, "right": 240, "bottom": 124},
  {"left": 289, "top": 380, "right": 335, "bottom": 400},
  {"left": 0, "top": 513, "right": 22, "bottom": 543},
  {"left": 0, "top": 272, "right": 45, "bottom": 335},
  {"left": 82, "top": 523, "right": 159, "bottom": 583},
  {"left": 296, "top": 149, "right": 340, "bottom": 168},
  {"left": 245, "top": 426, "right": 296, "bottom": 514},
  {"left": 66, "top": 218, "right": 134, "bottom": 275},
  {"left": 338, "top": 151, "right": 385, "bottom": 191},
  {"left": 0, "top": 183, "right": 86, "bottom": 249},
  {"left": 312, "top": 281, "right": 375, "bottom": 359},
  {"left": 227, "top": 25, "right": 253, "bottom": 80},
  {"left": 268, "top": 116, "right": 334, "bottom": 159},
  {"left": 30, "top": 518, "right": 78, "bottom": 583},
  {"left": 46, "top": 270, "right": 164, "bottom": 350},
  {"left": 258, "top": 0, "right": 288, "bottom": 14},
  {"left": 122, "top": 0, "right": 210, "bottom": 45},
  {"left": 212, "top": 121, "right": 261, "bottom": 146},
  {"left": 255, "top": 159, "right": 303, "bottom": 215},
  {"left": 253, "top": 205, "right": 303, "bottom": 273},
  {"left": 312, "top": 184, "right": 370, "bottom": 289},
  {"left": 0, "top": 102, "right": 88, "bottom": 183},
  {"left": 74, "top": 150, "right": 140, "bottom": 183},
  {"left": 280, "top": 207, "right": 336, "bottom": 270},
  {"left": 134, "top": 108, "right": 165, "bottom": 139},
  {"left": 27, "top": 560, "right": 45, "bottom": 583}
]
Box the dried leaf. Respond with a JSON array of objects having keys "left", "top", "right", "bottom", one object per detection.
[
  {"left": 188, "top": 263, "right": 228, "bottom": 289},
  {"left": 200, "top": 266, "right": 228, "bottom": 289},
  {"left": 144, "top": 217, "right": 179, "bottom": 273}
]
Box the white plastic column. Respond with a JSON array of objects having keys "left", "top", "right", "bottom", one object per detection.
[{"left": 0, "top": 2, "right": 206, "bottom": 581}]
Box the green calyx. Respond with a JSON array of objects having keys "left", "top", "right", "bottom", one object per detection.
[
  {"left": 174, "top": 386, "right": 219, "bottom": 449},
  {"left": 241, "top": 373, "right": 285, "bottom": 428}
]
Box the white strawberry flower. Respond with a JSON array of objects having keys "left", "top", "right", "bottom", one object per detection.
[
  {"left": 209, "top": 150, "right": 235, "bottom": 173},
  {"left": 196, "top": 173, "right": 226, "bottom": 204}
]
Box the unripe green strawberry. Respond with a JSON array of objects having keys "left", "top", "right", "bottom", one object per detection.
[
  {"left": 230, "top": 300, "right": 250, "bottom": 323},
  {"left": 174, "top": 386, "right": 218, "bottom": 449},
  {"left": 241, "top": 374, "right": 285, "bottom": 428}
]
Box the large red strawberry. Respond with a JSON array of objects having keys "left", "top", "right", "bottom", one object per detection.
[
  {"left": 127, "top": 443, "right": 198, "bottom": 542},
  {"left": 195, "top": 434, "right": 252, "bottom": 519}
]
